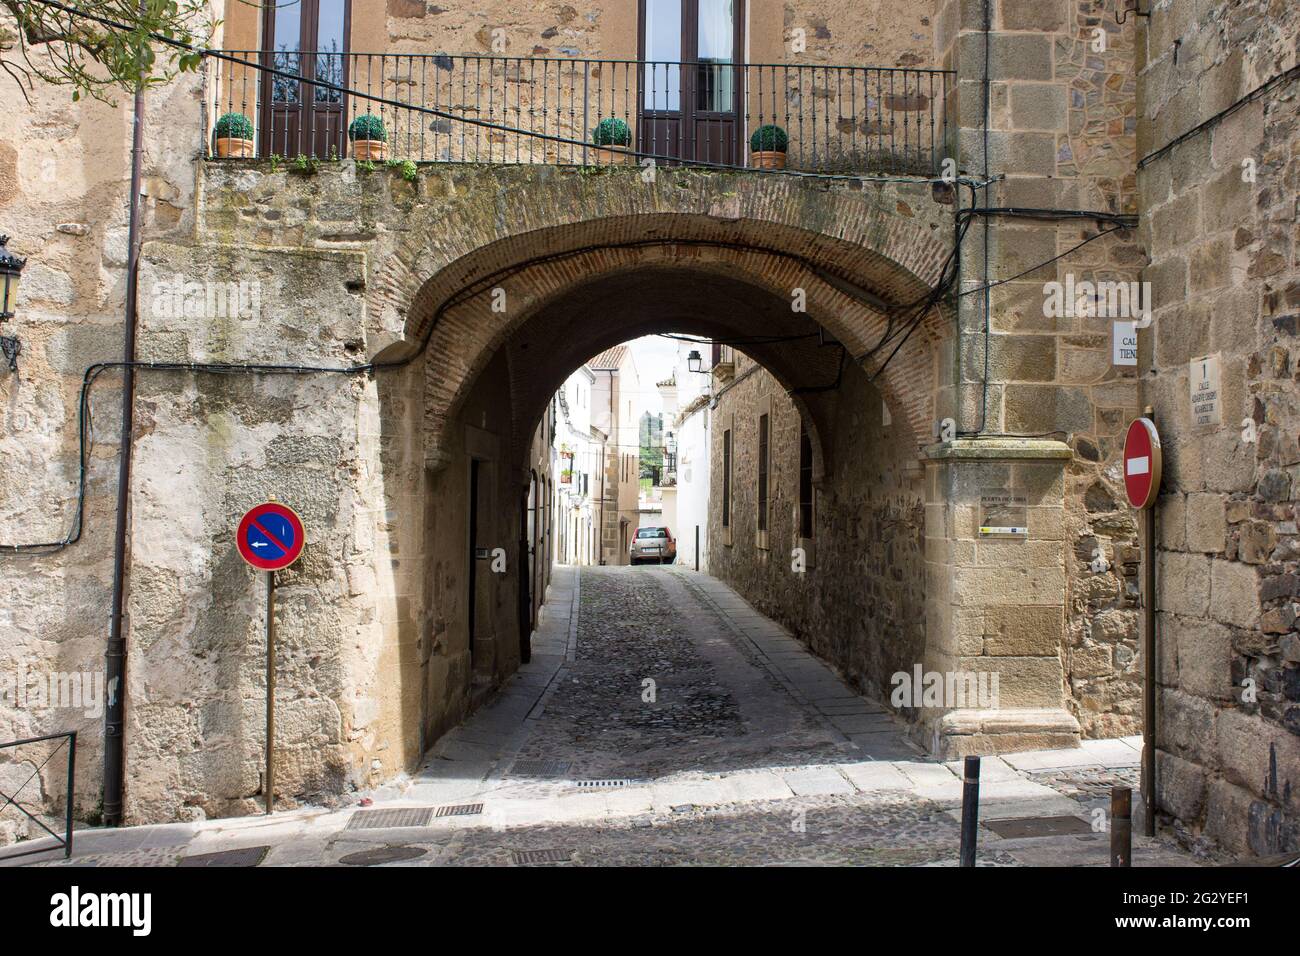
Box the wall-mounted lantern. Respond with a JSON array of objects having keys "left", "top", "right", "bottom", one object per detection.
[
  {"left": 0, "top": 235, "right": 25, "bottom": 372},
  {"left": 687, "top": 349, "right": 703, "bottom": 374}
]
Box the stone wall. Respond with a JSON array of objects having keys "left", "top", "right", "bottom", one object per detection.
[
  {"left": 2, "top": 151, "right": 950, "bottom": 827},
  {"left": 118, "top": 243, "right": 546, "bottom": 822},
  {"left": 1137, "top": 0, "right": 1300, "bottom": 856},
  {"left": 0, "top": 19, "right": 208, "bottom": 835},
  {"left": 708, "top": 352, "right": 929, "bottom": 715},
  {"left": 933, "top": 0, "right": 1146, "bottom": 740}
]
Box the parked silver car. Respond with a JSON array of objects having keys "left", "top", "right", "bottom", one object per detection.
[{"left": 630, "top": 526, "right": 677, "bottom": 564}]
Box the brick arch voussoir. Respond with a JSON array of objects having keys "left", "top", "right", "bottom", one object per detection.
[
  {"left": 376, "top": 171, "right": 951, "bottom": 343},
  {"left": 422, "top": 243, "right": 938, "bottom": 469},
  {"left": 404, "top": 185, "right": 952, "bottom": 469}
]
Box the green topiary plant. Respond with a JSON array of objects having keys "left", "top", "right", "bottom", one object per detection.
[
  {"left": 213, "top": 111, "right": 254, "bottom": 141},
  {"left": 349, "top": 113, "right": 388, "bottom": 142},
  {"left": 591, "top": 117, "right": 631, "bottom": 147},
  {"left": 750, "top": 124, "right": 788, "bottom": 153}
]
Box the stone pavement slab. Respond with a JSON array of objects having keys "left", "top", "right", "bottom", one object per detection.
[
  {"left": 839, "top": 761, "right": 913, "bottom": 792},
  {"left": 782, "top": 766, "right": 855, "bottom": 796}
]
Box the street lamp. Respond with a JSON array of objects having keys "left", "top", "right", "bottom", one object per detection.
[
  {"left": 0, "top": 235, "right": 24, "bottom": 373},
  {"left": 0, "top": 235, "right": 24, "bottom": 321},
  {"left": 687, "top": 349, "right": 703, "bottom": 374}
]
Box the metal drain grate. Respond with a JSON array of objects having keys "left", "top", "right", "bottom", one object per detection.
[
  {"left": 509, "top": 759, "right": 572, "bottom": 777},
  {"left": 574, "top": 779, "right": 634, "bottom": 789},
  {"left": 339, "top": 846, "right": 428, "bottom": 866},
  {"left": 178, "top": 846, "right": 270, "bottom": 867},
  {"left": 512, "top": 848, "right": 571, "bottom": 865},
  {"left": 435, "top": 803, "right": 484, "bottom": 817},
  {"left": 983, "top": 815, "right": 1094, "bottom": 839},
  {"left": 345, "top": 807, "right": 435, "bottom": 830}
]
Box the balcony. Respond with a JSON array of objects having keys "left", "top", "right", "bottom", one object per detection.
[
  {"left": 206, "top": 52, "right": 951, "bottom": 177},
  {"left": 711, "top": 342, "right": 736, "bottom": 384}
]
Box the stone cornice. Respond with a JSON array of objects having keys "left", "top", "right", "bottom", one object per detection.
[{"left": 924, "top": 438, "right": 1073, "bottom": 462}]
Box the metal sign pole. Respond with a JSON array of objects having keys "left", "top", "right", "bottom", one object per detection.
[
  {"left": 265, "top": 569, "right": 276, "bottom": 815},
  {"left": 1124, "top": 411, "right": 1162, "bottom": 839},
  {"left": 1142, "top": 406, "right": 1157, "bottom": 837}
]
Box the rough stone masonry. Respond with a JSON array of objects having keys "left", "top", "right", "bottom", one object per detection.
[{"left": 0, "top": 0, "right": 1295, "bottom": 863}]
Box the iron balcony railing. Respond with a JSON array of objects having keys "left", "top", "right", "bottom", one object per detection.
[{"left": 207, "top": 52, "right": 951, "bottom": 176}]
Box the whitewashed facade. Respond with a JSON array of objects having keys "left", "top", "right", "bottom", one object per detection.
[
  {"left": 667, "top": 341, "right": 713, "bottom": 572},
  {"left": 553, "top": 364, "right": 602, "bottom": 566}
]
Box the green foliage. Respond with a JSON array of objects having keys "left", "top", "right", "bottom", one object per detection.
[
  {"left": 291, "top": 153, "right": 319, "bottom": 175},
  {"left": 1, "top": 0, "right": 216, "bottom": 104},
  {"left": 213, "top": 111, "right": 253, "bottom": 141},
  {"left": 356, "top": 159, "right": 376, "bottom": 173},
  {"left": 383, "top": 158, "right": 418, "bottom": 181},
  {"left": 750, "top": 124, "right": 788, "bottom": 153},
  {"left": 348, "top": 113, "right": 388, "bottom": 143},
  {"left": 591, "top": 117, "right": 631, "bottom": 147},
  {"left": 268, "top": 153, "right": 283, "bottom": 173}
]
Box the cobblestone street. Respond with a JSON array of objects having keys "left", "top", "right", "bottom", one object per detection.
[{"left": 8, "top": 565, "right": 1210, "bottom": 868}]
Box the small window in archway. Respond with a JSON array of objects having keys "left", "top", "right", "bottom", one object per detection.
[
  {"left": 799, "top": 423, "right": 814, "bottom": 539},
  {"left": 722, "top": 428, "right": 732, "bottom": 528}
]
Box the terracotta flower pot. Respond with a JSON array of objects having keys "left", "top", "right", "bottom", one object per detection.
[
  {"left": 352, "top": 139, "right": 389, "bottom": 161},
  {"left": 589, "top": 145, "right": 633, "bottom": 165},
  {"left": 751, "top": 150, "right": 787, "bottom": 170},
  {"left": 214, "top": 137, "right": 254, "bottom": 159}
]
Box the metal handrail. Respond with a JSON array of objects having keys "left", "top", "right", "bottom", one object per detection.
[
  {"left": 206, "top": 51, "right": 952, "bottom": 176},
  {"left": 0, "top": 731, "right": 77, "bottom": 861}
]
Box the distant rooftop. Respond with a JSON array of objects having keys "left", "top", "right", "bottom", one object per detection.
[{"left": 588, "top": 345, "right": 629, "bottom": 370}]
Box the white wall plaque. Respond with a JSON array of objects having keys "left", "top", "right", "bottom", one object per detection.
[
  {"left": 1189, "top": 353, "right": 1223, "bottom": 428},
  {"left": 1113, "top": 320, "right": 1137, "bottom": 366}
]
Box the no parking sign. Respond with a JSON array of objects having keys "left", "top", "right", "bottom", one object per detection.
[{"left": 236, "top": 502, "right": 305, "bottom": 571}]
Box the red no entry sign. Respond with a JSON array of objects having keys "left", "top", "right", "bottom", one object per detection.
[
  {"left": 1123, "top": 418, "right": 1162, "bottom": 510},
  {"left": 237, "top": 502, "right": 305, "bottom": 571}
]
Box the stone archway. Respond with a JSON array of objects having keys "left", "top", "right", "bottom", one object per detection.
[
  {"left": 408, "top": 222, "right": 952, "bottom": 472},
  {"left": 104, "top": 163, "right": 1078, "bottom": 825},
  {"left": 352, "top": 168, "right": 957, "bottom": 469},
  {"left": 392, "top": 176, "right": 961, "bottom": 761}
]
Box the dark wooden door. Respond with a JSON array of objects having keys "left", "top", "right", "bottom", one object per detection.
[
  {"left": 260, "top": 0, "right": 350, "bottom": 159},
  {"left": 637, "top": 0, "right": 743, "bottom": 165}
]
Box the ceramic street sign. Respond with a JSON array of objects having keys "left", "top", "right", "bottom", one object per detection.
[
  {"left": 237, "top": 502, "right": 305, "bottom": 571},
  {"left": 979, "top": 493, "right": 1029, "bottom": 537}
]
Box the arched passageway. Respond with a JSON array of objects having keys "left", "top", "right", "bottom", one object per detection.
[
  {"left": 106, "top": 165, "right": 1080, "bottom": 826},
  {"left": 396, "top": 213, "right": 949, "bottom": 761}
]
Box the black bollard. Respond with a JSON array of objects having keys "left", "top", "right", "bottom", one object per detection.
[
  {"left": 1111, "top": 786, "right": 1132, "bottom": 867},
  {"left": 959, "top": 754, "right": 980, "bottom": 867}
]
